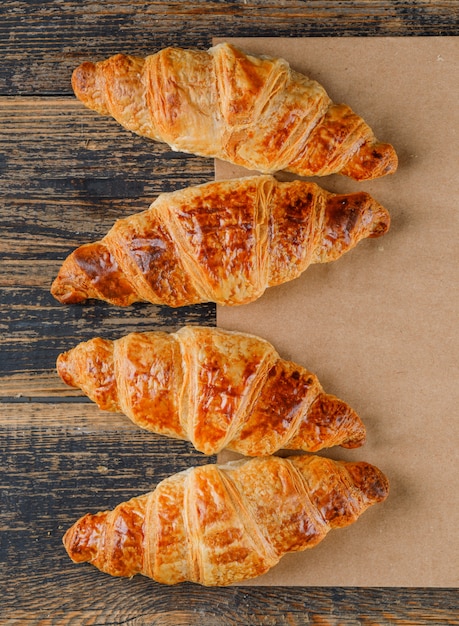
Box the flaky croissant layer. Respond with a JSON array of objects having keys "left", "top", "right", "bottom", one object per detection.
[
  {"left": 63, "top": 454, "right": 389, "bottom": 586},
  {"left": 57, "top": 326, "right": 366, "bottom": 455},
  {"left": 51, "top": 175, "right": 390, "bottom": 307},
  {"left": 72, "top": 42, "right": 397, "bottom": 181}
]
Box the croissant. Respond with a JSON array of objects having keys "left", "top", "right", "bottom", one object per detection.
[
  {"left": 50, "top": 175, "right": 390, "bottom": 307},
  {"left": 63, "top": 454, "right": 389, "bottom": 586},
  {"left": 57, "top": 326, "right": 366, "bottom": 455},
  {"left": 72, "top": 42, "right": 397, "bottom": 181}
]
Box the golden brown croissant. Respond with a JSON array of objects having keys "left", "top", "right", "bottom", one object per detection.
[
  {"left": 57, "top": 326, "right": 366, "bottom": 455},
  {"left": 63, "top": 454, "right": 389, "bottom": 586},
  {"left": 72, "top": 42, "right": 397, "bottom": 181},
  {"left": 51, "top": 175, "right": 390, "bottom": 307}
]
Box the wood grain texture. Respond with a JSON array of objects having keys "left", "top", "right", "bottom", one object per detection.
[
  {"left": 0, "top": 97, "right": 210, "bottom": 201},
  {"left": 1, "top": 1, "right": 458, "bottom": 624},
  {"left": 0, "top": 96, "right": 214, "bottom": 384},
  {"left": 3, "top": 593, "right": 459, "bottom": 626},
  {"left": 0, "top": 1, "right": 457, "bottom": 95}
]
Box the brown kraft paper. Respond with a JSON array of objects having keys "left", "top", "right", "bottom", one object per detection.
[{"left": 214, "top": 36, "right": 459, "bottom": 587}]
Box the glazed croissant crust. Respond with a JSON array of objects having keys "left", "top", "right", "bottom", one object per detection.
[
  {"left": 63, "top": 454, "right": 389, "bottom": 586},
  {"left": 51, "top": 175, "right": 390, "bottom": 307},
  {"left": 72, "top": 42, "right": 397, "bottom": 181},
  {"left": 57, "top": 326, "right": 366, "bottom": 455}
]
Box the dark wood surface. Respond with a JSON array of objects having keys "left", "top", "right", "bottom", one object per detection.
[{"left": 1, "top": 2, "right": 458, "bottom": 624}]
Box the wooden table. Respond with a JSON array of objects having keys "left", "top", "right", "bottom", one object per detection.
[{"left": 1, "top": 2, "right": 458, "bottom": 624}]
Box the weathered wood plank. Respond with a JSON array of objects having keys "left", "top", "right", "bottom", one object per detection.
[
  {"left": 4, "top": 595, "right": 459, "bottom": 626},
  {"left": 1, "top": 1, "right": 457, "bottom": 95},
  {"left": 0, "top": 97, "right": 212, "bottom": 203},
  {"left": 0, "top": 293, "right": 214, "bottom": 385},
  {"left": 4, "top": 593, "right": 459, "bottom": 626},
  {"left": 0, "top": 95, "right": 216, "bottom": 388},
  {"left": 0, "top": 373, "right": 77, "bottom": 398},
  {"left": 1, "top": 402, "right": 142, "bottom": 426}
]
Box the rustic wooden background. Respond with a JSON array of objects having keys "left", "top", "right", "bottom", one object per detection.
[{"left": 1, "top": 1, "right": 458, "bottom": 624}]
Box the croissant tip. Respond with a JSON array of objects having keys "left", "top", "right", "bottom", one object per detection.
[
  {"left": 342, "top": 142, "right": 398, "bottom": 181},
  {"left": 56, "top": 351, "right": 77, "bottom": 388},
  {"left": 371, "top": 143, "right": 398, "bottom": 179},
  {"left": 72, "top": 60, "right": 112, "bottom": 117},
  {"left": 62, "top": 518, "right": 89, "bottom": 563},
  {"left": 63, "top": 511, "right": 110, "bottom": 565},
  {"left": 347, "top": 192, "right": 390, "bottom": 239},
  {"left": 346, "top": 462, "right": 390, "bottom": 504},
  {"left": 51, "top": 276, "right": 88, "bottom": 304},
  {"left": 62, "top": 526, "right": 73, "bottom": 554},
  {"left": 71, "top": 61, "right": 96, "bottom": 95},
  {"left": 368, "top": 200, "right": 391, "bottom": 238}
]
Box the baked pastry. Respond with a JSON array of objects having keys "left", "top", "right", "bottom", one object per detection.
[
  {"left": 51, "top": 175, "right": 390, "bottom": 307},
  {"left": 63, "top": 454, "right": 389, "bottom": 586},
  {"left": 72, "top": 42, "right": 397, "bottom": 181},
  {"left": 57, "top": 326, "right": 366, "bottom": 455}
]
